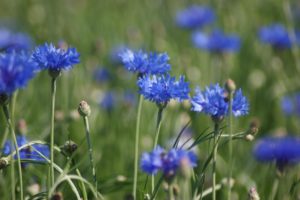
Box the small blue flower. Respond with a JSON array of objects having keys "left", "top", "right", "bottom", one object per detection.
[
  {"left": 192, "top": 29, "right": 241, "bottom": 53},
  {"left": 32, "top": 43, "right": 80, "bottom": 71},
  {"left": 281, "top": 96, "right": 294, "bottom": 116},
  {"left": 175, "top": 5, "right": 215, "bottom": 29},
  {"left": 253, "top": 136, "right": 300, "bottom": 170},
  {"left": 93, "top": 67, "right": 111, "bottom": 83},
  {"left": 0, "top": 51, "right": 38, "bottom": 95},
  {"left": 100, "top": 91, "right": 116, "bottom": 112},
  {"left": 122, "top": 90, "right": 137, "bottom": 108},
  {"left": 140, "top": 147, "right": 197, "bottom": 176},
  {"left": 119, "top": 49, "right": 171, "bottom": 75},
  {"left": 137, "top": 74, "right": 190, "bottom": 105},
  {"left": 0, "top": 28, "right": 32, "bottom": 52},
  {"left": 191, "top": 84, "right": 249, "bottom": 118}
]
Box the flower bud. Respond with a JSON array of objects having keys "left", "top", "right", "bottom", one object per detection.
[
  {"left": 245, "top": 134, "right": 255, "bottom": 141},
  {"left": 48, "top": 69, "right": 61, "bottom": 79},
  {"left": 51, "top": 192, "right": 63, "bottom": 200},
  {"left": 63, "top": 140, "right": 78, "bottom": 155},
  {"left": 225, "top": 79, "right": 236, "bottom": 94},
  {"left": 78, "top": 100, "right": 91, "bottom": 117},
  {"left": 17, "top": 119, "right": 27, "bottom": 135},
  {"left": 0, "top": 158, "right": 9, "bottom": 170},
  {"left": 248, "top": 187, "right": 260, "bottom": 200}
]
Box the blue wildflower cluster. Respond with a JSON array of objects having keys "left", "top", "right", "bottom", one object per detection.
[
  {"left": 175, "top": 5, "right": 215, "bottom": 29},
  {"left": 32, "top": 43, "right": 80, "bottom": 71},
  {"left": 3, "top": 135, "right": 50, "bottom": 164},
  {"left": 253, "top": 136, "right": 300, "bottom": 170},
  {"left": 281, "top": 93, "right": 300, "bottom": 116},
  {"left": 0, "top": 51, "right": 38, "bottom": 95},
  {"left": 140, "top": 146, "right": 197, "bottom": 177},
  {"left": 258, "top": 23, "right": 300, "bottom": 49},
  {"left": 119, "top": 49, "right": 171, "bottom": 75},
  {"left": 191, "top": 84, "right": 249, "bottom": 118},
  {"left": 192, "top": 29, "right": 241, "bottom": 53},
  {"left": 0, "top": 28, "right": 32, "bottom": 52},
  {"left": 137, "top": 75, "right": 189, "bottom": 105}
]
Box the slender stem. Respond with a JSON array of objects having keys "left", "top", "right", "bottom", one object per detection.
[
  {"left": 83, "top": 116, "right": 97, "bottom": 190},
  {"left": 152, "top": 107, "right": 164, "bottom": 194},
  {"left": 133, "top": 95, "right": 143, "bottom": 199},
  {"left": 50, "top": 77, "right": 57, "bottom": 187},
  {"left": 269, "top": 177, "right": 279, "bottom": 200},
  {"left": 227, "top": 92, "right": 233, "bottom": 200},
  {"left": 2, "top": 104, "right": 23, "bottom": 200},
  {"left": 168, "top": 184, "right": 174, "bottom": 200},
  {"left": 212, "top": 122, "right": 220, "bottom": 200},
  {"left": 195, "top": 183, "right": 222, "bottom": 200}
]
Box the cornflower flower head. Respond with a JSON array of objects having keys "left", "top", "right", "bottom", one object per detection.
[
  {"left": 175, "top": 5, "right": 215, "bottom": 29},
  {"left": 253, "top": 136, "right": 300, "bottom": 171},
  {"left": 191, "top": 84, "right": 249, "bottom": 119},
  {"left": 140, "top": 146, "right": 197, "bottom": 179},
  {"left": 0, "top": 28, "right": 32, "bottom": 52},
  {"left": 137, "top": 74, "right": 190, "bottom": 107},
  {"left": 32, "top": 43, "right": 80, "bottom": 74},
  {"left": 0, "top": 51, "right": 38, "bottom": 96},
  {"left": 258, "top": 23, "right": 300, "bottom": 49},
  {"left": 3, "top": 135, "right": 50, "bottom": 165},
  {"left": 192, "top": 29, "right": 241, "bottom": 53},
  {"left": 119, "top": 49, "right": 171, "bottom": 75}
]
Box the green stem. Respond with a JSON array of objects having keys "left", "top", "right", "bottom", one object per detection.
[
  {"left": 2, "top": 104, "right": 23, "bottom": 200},
  {"left": 168, "top": 184, "right": 174, "bottom": 200},
  {"left": 152, "top": 107, "right": 164, "bottom": 194},
  {"left": 269, "top": 177, "right": 279, "bottom": 200},
  {"left": 133, "top": 95, "right": 143, "bottom": 199},
  {"left": 227, "top": 92, "right": 233, "bottom": 200},
  {"left": 212, "top": 122, "right": 220, "bottom": 200},
  {"left": 50, "top": 77, "right": 57, "bottom": 187},
  {"left": 83, "top": 116, "right": 97, "bottom": 190}
]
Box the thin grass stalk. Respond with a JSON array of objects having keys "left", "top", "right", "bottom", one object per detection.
[
  {"left": 133, "top": 95, "right": 143, "bottom": 199},
  {"left": 227, "top": 92, "right": 233, "bottom": 200},
  {"left": 2, "top": 104, "right": 23, "bottom": 200},
  {"left": 212, "top": 122, "right": 220, "bottom": 200},
  {"left": 83, "top": 116, "right": 97, "bottom": 190},
  {"left": 269, "top": 177, "right": 279, "bottom": 200},
  {"left": 50, "top": 77, "right": 57, "bottom": 187}
]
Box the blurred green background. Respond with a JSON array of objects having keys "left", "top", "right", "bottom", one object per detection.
[{"left": 0, "top": 0, "right": 300, "bottom": 199}]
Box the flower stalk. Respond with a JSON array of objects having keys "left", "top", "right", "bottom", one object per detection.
[{"left": 50, "top": 77, "right": 57, "bottom": 187}]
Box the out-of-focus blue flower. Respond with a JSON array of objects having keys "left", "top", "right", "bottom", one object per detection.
[
  {"left": 110, "top": 45, "right": 128, "bottom": 64},
  {"left": 175, "top": 5, "right": 215, "bottom": 29},
  {"left": 100, "top": 92, "right": 116, "bottom": 112},
  {"left": 0, "top": 51, "right": 38, "bottom": 95},
  {"left": 281, "top": 96, "right": 294, "bottom": 116},
  {"left": 137, "top": 74, "right": 190, "bottom": 105},
  {"left": 253, "top": 136, "right": 300, "bottom": 170},
  {"left": 2, "top": 135, "right": 49, "bottom": 165},
  {"left": 191, "top": 84, "right": 249, "bottom": 118},
  {"left": 192, "top": 29, "right": 241, "bottom": 53},
  {"left": 93, "top": 67, "right": 111, "bottom": 83},
  {"left": 0, "top": 28, "right": 32, "bottom": 52},
  {"left": 32, "top": 43, "right": 80, "bottom": 71},
  {"left": 140, "top": 146, "right": 197, "bottom": 177},
  {"left": 119, "top": 49, "right": 171, "bottom": 75},
  {"left": 122, "top": 90, "right": 137, "bottom": 107},
  {"left": 258, "top": 24, "right": 300, "bottom": 49}
]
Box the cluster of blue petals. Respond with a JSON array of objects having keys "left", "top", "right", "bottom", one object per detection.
[
  {"left": 253, "top": 136, "right": 300, "bottom": 169},
  {"left": 119, "top": 49, "right": 171, "bottom": 75},
  {"left": 32, "top": 43, "right": 80, "bottom": 71},
  {"left": 0, "top": 28, "right": 32, "bottom": 52},
  {"left": 192, "top": 30, "right": 241, "bottom": 53},
  {"left": 140, "top": 146, "right": 197, "bottom": 176},
  {"left": 258, "top": 24, "right": 300, "bottom": 49},
  {"left": 281, "top": 93, "right": 300, "bottom": 116},
  {"left": 137, "top": 74, "right": 190, "bottom": 105},
  {"left": 175, "top": 5, "right": 215, "bottom": 29},
  {"left": 3, "top": 135, "right": 50, "bottom": 164},
  {"left": 0, "top": 51, "right": 38, "bottom": 95},
  {"left": 191, "top": 84, "right": 249, "bottom": 118}
]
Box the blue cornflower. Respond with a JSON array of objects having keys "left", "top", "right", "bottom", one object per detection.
[
  {"left": 253, "top": 136, "right": 300, "bottom": 170},
  {"left": 122, "top": 90, "right": 137, "bottom": 108},
  {"left": 0, "top": 28, "right": 32, "bottom": 52},
  {"left": 175, "top": 5, "right": 215, "bottom": 29},
  {"left": 110, "top": 45, "right": 128, "bottom": 64},
  {"left": 281, "top": 96, "right": 294, "bottom": 116},
  {"left": 3, "top": 135, "right": 49, "bottom": 164},
  {"left": 93, "top": 67, "right": 111, "bottom": 83},
  {"left": 191, "top": 84, "right": 249, "bottom": 118},
  {"left": 119, "top": 49, "right": 171, "bottom": 75},
  {"left": 0, "top": 51, "right": 38, "bottom": 95},
  {"left": 258, "top": 24, "right": 300, "bottom": 49},
  {"left": 140, "top": 147, "right": 197, "bottom": 177},
  {"left": 100, "top": 91, "right": 116, "bottom": 112},
  {"left": 137, "top": 74, "right": 190, "bottom": 106},
  {"left": 192, "top": 29, "right": 241, "bottom": 53},
  {"left": 32, "top": 43, "right": 80, "bottom": 71}
]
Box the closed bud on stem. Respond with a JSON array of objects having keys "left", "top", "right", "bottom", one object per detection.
[
  {"left": 0, "top": 157, "right": 9, "bottom": 170},
  {"left": 248, "top": 187, "right": 260, "bottom": 200},
  {"left": 63, "top": 140, "right": 78, "bottom": 155},
  {"left": 48, "top": 69, "right": 61, "bottom": 79},
  {"left": 17, "top": 119, "right": 27, "bottom": 135},
  {"left": 51, "top": 192, "right": 63, "bottom": 200},
  {"left": 78, "top": 100, "right": 91, "bottom": 117},
  {"left": 224, "top": 79, "right": 236, "bottom": 94}
]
